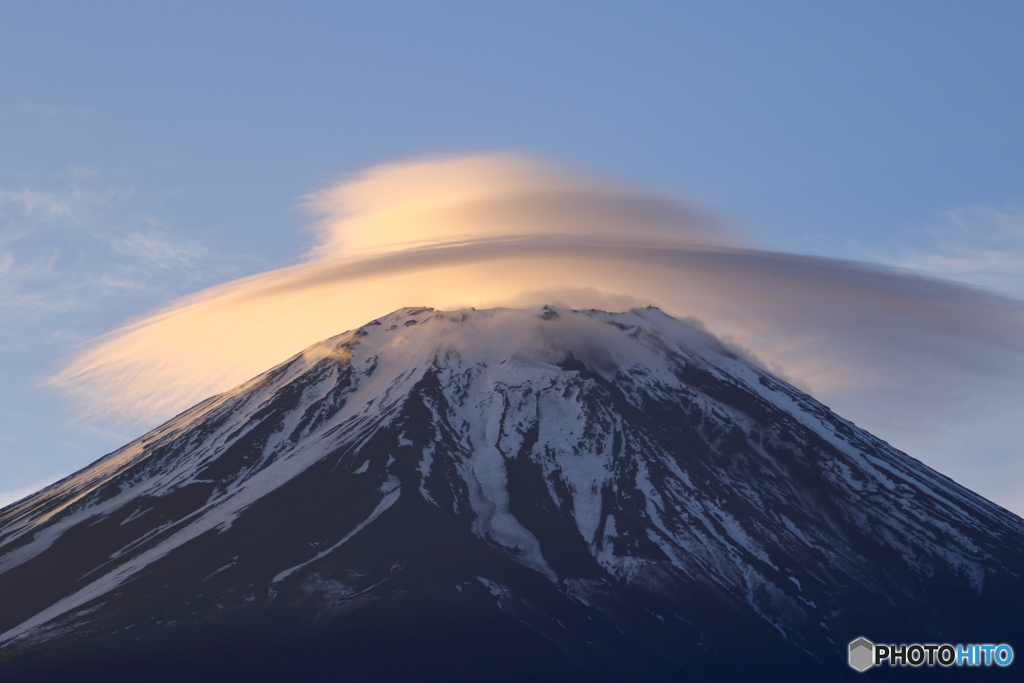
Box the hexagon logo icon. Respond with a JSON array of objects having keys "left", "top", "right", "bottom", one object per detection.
[{"left": 849, "top": 637, "right": 874, "bottom": 672}]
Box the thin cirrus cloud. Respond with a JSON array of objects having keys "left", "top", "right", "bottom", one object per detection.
[
  {"left": 887, "top": 204, "right": 1024, "bottom": 300},
  {"left": 0, "top": 184, "right": 207, "bottom": 316},
  {"left": 49, "top": 153, "right": 1024, "bottom": 511}
]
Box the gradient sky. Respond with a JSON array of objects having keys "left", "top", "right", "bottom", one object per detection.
[{"left": 1, "top": 2, "right": 1023, "bottom": 512}]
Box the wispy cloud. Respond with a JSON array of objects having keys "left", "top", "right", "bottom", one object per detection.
[
  {"left": 112, "top": 232, "right": 206, "bottom": 269},
  {"left": 0, "top": 185, "right": 124, "bottom": 229},
  {"left": 0, "top": 183, "right": 209, "bottom": 322},
  {"left": 886, "top": 204, "right": 1024, "bottom": 299}
]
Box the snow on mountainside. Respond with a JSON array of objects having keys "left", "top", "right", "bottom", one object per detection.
[{"left": 1, "top": 306, "right": 1022, "bottom": 682}]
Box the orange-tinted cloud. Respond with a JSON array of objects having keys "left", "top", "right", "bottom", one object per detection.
[{"left": 50, "top": 154, "right": 1024, "bottom": 473}]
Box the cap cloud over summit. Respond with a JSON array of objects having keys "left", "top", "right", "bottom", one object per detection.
[{"left": 49, "top": 154, "right": 1024, "bottom": 514}]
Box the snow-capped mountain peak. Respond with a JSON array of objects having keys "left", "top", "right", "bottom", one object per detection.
[{"left": 2, "top": 306, "right": 1022, "bottom": 682}]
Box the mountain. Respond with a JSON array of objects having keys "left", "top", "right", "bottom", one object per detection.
[{"left": 1, "top": 306, "right": 1022, "bottom": 682}]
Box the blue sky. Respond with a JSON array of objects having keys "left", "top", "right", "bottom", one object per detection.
[{"left": 2, "top": 2, "right": 1023, "bottom": 511}]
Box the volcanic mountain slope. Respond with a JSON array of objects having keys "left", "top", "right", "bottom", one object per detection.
[{"left": 1, "top": 306, "right": 1022, "bottom": 682}]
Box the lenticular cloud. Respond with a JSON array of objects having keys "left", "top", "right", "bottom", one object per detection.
[{"left": 50, "top": 154, "right": 1024, "bottom": 511}]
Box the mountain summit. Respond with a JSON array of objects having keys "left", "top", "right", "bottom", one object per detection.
[{"left": 2, "top": 306, "right": 1022, "bottom": 681}]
